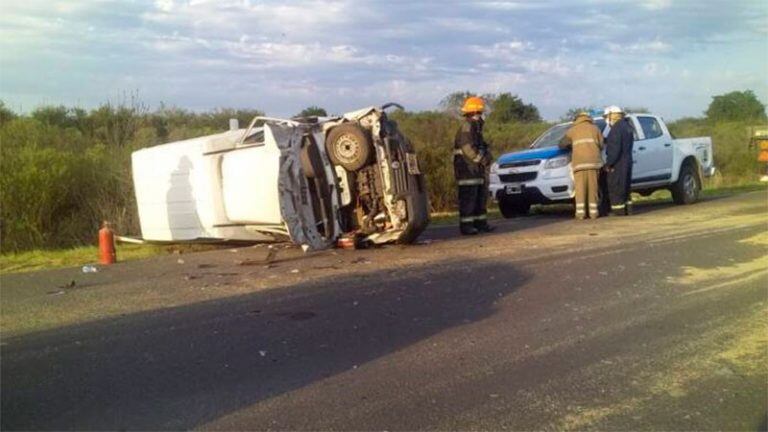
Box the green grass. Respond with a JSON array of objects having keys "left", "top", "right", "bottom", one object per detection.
[
  {"left": 0, "top": 243, "right": 227, "bottom": 274},
  {"left": 0, "top": 244, "right": 168, "bottom": 274}
]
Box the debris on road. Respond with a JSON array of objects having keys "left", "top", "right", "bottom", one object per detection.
[
  {"left": 81, "top": 265, "right": 98, "bottom": 273},
  {"left": 336, "top": 236, "right": 357, "bottom": 249},
  {"left": 290, "top": 269, "right": 300, "bottom": 274},
  {"left": 176, "top": 258, "right": 185, "bottom": 264},
  {"left": 351, "top": 257, "right": 371, "bottom": 264},
  {"left": 312, "top": 265, "right": 340, "bottom": 270}
]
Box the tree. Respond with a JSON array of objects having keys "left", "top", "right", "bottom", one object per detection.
[
  {"left": 706, "top": 90, "right": 766, "bottom": 122},
  {"left": 440, "top": 91, "right": 541, "bottom": 123},
  {"left": 485, "top": 93, "right": 541, "bottom": 123},
  {"left": 31, "top": 105, "right": 78, "bottom": 129},
  {"left": 296, "top": 106, "right": 327, "bottom": 117},
  {"left": 0, "top": 101, "right": 17, "bottom": 126},
  {"left": 439, "top": 91, "right": 475, "bottom": 117}
]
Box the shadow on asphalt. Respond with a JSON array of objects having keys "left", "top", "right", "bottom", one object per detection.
[{"left": 1, "top": 259, "right": 531, "bottom": 430}]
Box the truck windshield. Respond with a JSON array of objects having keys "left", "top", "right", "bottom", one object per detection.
[{"left": 531, "top": 119, "right": 607, "bottom": 148}]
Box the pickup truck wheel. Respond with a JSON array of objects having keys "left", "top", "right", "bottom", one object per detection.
[
  {"left": 326, "top": 123, "right": 373, "bottom": 171},
  {"left": 499, "top": 200, "right": 530, "bottom": 218},
  {"left": 671, "top": 162, "right": 700, "bottom": 204}
]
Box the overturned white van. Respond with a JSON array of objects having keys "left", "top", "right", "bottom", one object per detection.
[{"left": 132, "top": 104, "right": 429, "bottom": 250}]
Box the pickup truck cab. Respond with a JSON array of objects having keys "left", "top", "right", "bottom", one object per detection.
[
  {"left": 132, "top": 104, "right": 429, "bottom": 250},
  {"left": 489, "top": 114, "right": 716, "bottom": 217}
]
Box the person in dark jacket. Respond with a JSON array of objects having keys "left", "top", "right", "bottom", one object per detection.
[
  {"left": 603, "top": 106, "right": 635, "bottom": 215},
  {"left": 454, "top": 96, "right": 493, "bottom": 235}
]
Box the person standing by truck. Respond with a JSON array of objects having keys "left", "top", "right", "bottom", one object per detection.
[
  {"left": 603, "top": 106, "right": 635, "bottom": 215},
  {"left": 454, "top": 96, "right": 493, "bottom": 235},
  {"left": 559, "top": 112, "right": 604, "bottom": 220}
]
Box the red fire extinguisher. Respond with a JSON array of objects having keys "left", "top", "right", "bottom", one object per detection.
[{"left": 99, "top": 221, "right": 116, "bottom": 265}]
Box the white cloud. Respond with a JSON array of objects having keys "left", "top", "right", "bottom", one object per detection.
[
  {"left": 472, "top": 40, "right": 533, "bottom": 60},
  {"left": 154, "top": 0, "right": 174, "bottom": 13},
  {"left": 524, "top": 57, "right": 580, "bottom": 77},
  {"left": 1, "top": 0, "right": 766, "bottom": 120},
  {"left": 477, "top": 1, "right": 550, "bottom": 10},
  {"left": 642, "top": 0, "right": 672, "bottom": 10},
  {"left": 609, "top": 39, "right": 672, "bottom": 54},
  {"left": 642, "top": 62, "right": 670, "bottom": 77}
]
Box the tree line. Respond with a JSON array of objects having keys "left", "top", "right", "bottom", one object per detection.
[{"left": 0, "top": 90, "right": 764, "bottom": 252}]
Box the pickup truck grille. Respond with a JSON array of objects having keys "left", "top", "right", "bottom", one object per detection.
[
  {"left": 499, "top": 172, "right": 537, "bottom": 183},
  {"left": 500, "top": 159, "right": 540, "bottom": 169}
]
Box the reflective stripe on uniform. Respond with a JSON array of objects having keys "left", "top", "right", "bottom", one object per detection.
[
  {"left": 573, "top": 163, "right": 603, "bottom": 171},
  {"left": 460, "top": 216, "right": 476, "bottom": 223},
  {"left": 611, "top": 204, "right": 626, "bottom": 210},
  {"left": 473, "top": 154, "right": 483, "bottom": 163},
  {"left": 573, "top": 138, "right": 596, "bottom": 146},
  {"left": 457, "top": 178, "right": 484, "bottom": 186},
  {"left": 575, "top": 203, "right": 585, "bottom": 208},
  {"left": 475, "top": 214, "right": 487, "bottom": 220},
  {"left": 453, "top": 149, "right": 465, "bottom": 155}
]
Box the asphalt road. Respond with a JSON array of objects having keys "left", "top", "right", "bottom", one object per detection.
[{"left": 1, "top": 191, "right": 766, "bottom": 431}]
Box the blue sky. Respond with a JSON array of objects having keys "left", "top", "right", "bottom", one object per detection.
[{"left": 1, "top": 0, "right": 766, "bottom": 120}]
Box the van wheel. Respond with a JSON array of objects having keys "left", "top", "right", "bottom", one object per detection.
[
  {"left": 671, "top": 162, "right": 700, "bottom": 204},
  {"left": 326, "top": 123, "right": 373, "bottom": 171},
  {"left": 499, "top": 200, "right": 530, "bottom": 218}
]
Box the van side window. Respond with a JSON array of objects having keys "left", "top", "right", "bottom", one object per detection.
[{"left": 638, "top": 116, "right": 663, "bottom": 140}]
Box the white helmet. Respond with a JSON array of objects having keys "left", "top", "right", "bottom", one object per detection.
[{"left": 603, "top": 105, "right": 624, "bottom": 116}]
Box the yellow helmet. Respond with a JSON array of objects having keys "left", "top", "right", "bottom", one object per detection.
[{"left": 461, "top": 96, "right": 485, "bottom": 114}]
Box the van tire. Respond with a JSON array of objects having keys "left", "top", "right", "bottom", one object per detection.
[
  {"left": 326, "top": 123, "right": 373, "bottom": 171},
  {"left": 671, "top": 161, "right": 700, "bottom": 204},
  {"left": 499, "top": 200, "right": 530, "bottom": 218}
]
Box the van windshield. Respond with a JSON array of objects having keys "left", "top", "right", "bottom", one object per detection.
[{"left": 531, "top": 119, "right": 607, "bottom": 148}]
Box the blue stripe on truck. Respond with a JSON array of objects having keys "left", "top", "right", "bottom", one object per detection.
[{"left": 497, "top": 146, "right": 567, "bottom": 164}]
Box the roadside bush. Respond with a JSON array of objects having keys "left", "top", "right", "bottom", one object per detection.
[
  {"left": 0, "top": 123, "right": 117, "bottom": 251},
  {"left": 0, "top": 98, "right": 763, "bottom": 253},
  {"left": 667, "top": 119, "right": 765, "bottom": 185},
  {"left": 392, "top": 110, "right": 549, "bottom": 212},
  {"left": 0, "top": 102, "right": 263, "bottom": 252}
]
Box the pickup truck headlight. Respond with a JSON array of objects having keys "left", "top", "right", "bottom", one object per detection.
[
  {"left": 544, "top": 156, "right": 569, "bottom": 169},
  {"left": 489, "top": 162, "right": 499, "bottom": 174}
]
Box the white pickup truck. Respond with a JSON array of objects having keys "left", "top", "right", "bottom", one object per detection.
[{"left": 489, "top": 114, "right": 716, "bottom": 217}]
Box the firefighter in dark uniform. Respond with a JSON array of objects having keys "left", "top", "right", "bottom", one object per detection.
[
  {"left": 603, "top": 106, "right": 635, "bottom": 215},
  {"left": 454, "top": 96, "right": 493, "bottom": 235}
]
